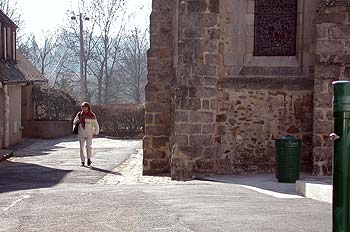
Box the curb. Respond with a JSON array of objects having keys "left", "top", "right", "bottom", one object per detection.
[
  {"left": 0, "top": 150, "right": 14, "bottom": 162},
  {"left": 296, "top": 180, "right": 332, "bottom": 203}
]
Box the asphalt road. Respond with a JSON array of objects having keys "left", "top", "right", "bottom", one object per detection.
[{"left": 0, "top": 136, "right": 332, "bottom": 232}]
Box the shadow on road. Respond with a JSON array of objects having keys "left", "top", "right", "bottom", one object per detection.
[
  {"left": 89, "top": 166, "right": 121, "bottom": 176},
  {"left": 10, "top": 136, "right": 78, "bottom": 157},
  {"left": 0, "top": 160, "right": 72, "bottom": 194},
  {"left": 195, "top": 174, "right": 300, "bottom": 196}
]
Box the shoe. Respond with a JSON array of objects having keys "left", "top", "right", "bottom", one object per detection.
[
  {"left": 81, "top": 162, "right": 85, "bottom": 166},
  {"left": 87, "top": 159, "right": 92, "bottom": 166}
]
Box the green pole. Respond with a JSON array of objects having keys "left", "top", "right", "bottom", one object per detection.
[{"left": 332, "top": 81, "right": 350, "bottom": 232}]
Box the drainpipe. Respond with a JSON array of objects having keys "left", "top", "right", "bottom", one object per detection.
[
  {"left": 331, "top": 80, "right": 350, "bottom": 232},
  {"left": 3, "top": 84, "right": 9, "bottom": 148}
]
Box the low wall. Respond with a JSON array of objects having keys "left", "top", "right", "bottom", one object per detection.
[{"left": 22, "top": 120, "right": 72, "bottom": 139}]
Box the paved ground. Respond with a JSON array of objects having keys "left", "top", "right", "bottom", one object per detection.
[{"left": 0, "top": 136, "right": 331, "bottom": 231}]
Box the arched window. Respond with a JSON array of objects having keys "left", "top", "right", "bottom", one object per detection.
[{"left": 254, "top": 0, "right": 297, "bottom": 56}]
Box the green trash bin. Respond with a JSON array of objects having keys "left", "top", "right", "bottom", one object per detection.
[{"left": 275, "top": 135, "right": 301, "bottom": 183}]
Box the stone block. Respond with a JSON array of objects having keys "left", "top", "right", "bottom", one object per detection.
[
  {"left": 216, "top": 113, "right": 227, "bottom": 122},
  {"left": 147, "top": 57, "right": 173, "bottom": 71},
  {"left": 202, "top": 124, "right": 215, "bottom": 134},
  {"left": 208, "top": 28, "right": 220, "bottom": 40},
  {"left": 153, "top": 137, "right": 170, "bottom": 148},
  {"left": 196, "top": 40, "right": 219, "bottom": 54},
  {"left": 314, "top": 93, "right": 332, "bottom": 108},
  {"left": 184, "top": 28, "right": 207, "bottom": 39},
  {"left": 313, "top": 134, "right": 333, "bottom": 148},
  {"left": 315, "top": 13, "right": 348, "bottom": 24},
  {"left": 196, "top": 159, "right": 216, "bottom": 172},
  {"left": 313, "top": 121, "right": 333, "bottom": 135},
  {"left": 145, "top": 125, "right": 170, "bottom": 136},
  {"left": 341, "top": 25, "right": 350, "bottom": 38},
  {"left": 190, "top": 111, "right": 215, "bottom": 123},
  {"left": 175, "top": 111, "right": 190, "bottom": 122},
  {"left": 208, "top": 0, "right": 219, "bottom": 13},
  {"left": 170, "top": 156, "right": 195, "bottom": 180},
  {"left": 176, "top": 86, "right": 189, "bottom": 98},
  {"left": 150, "top": 159, "right": 170, "bottom": 170},
  {"left": 157, "top": 69, "right": 175, "bottom": 80},
  {"left": 175, "top": 123, "right": 201, "bottom": 134},
  {"left": 188, "top": 76, "right": 203, "bottom": 87},
  {"left": 198, "top": 14, "right": 219, "bottom": 27},
  {"left": 336, "top": 54, "right": 350, "bottom": 63},
  {"left": 146, "top": 102, "right": 171, "bottom": 113},
  {"left": 188, "top": 87, "right": 197, "bottom": 97},
  {"left": 217, "top": 125, "right": 227, "bottom": 135},
  {"left": 197, "top": 87, "right": 217, "bottom": 98},
  {"left": 205, "top": 54, "right": 219, "bottom": 66},
  {"left": 145, "top": 90, "right": 156, "bottom": 102},
  {"left": 247, "top": 0, "right": 254, "bottom": 13},
  {"left": 202, "top": 100, "right": 210, "bottom": 110},
  {"left": 172, "top": 145, "right": 199, "bottom": 159},
  {"left": 187, "top": 0, "right": 208, "bottom": 13},
  {"left": 145, "top": 83, "right": 162, "bottom": 92},
  {"left": 143, "top": 149, "right": 167, "bottom": 159},
  {"left": 179, "top": 98, "right": 202, "bottom": 110},
  {"left": 143, "top": 137, "right": 152, "bottom": 150},
  {"left": 210, "top": 99, "right": 218, "bottom": 110},
  {"left": 174, "top": 134, "right": 189, "bottom": 146},
  {"left": 316, "top": 40, "right": 344, "bottom": 55},
  {"left": 190, "top": 135, "right": 213, "bottom": 147},
  {"left": 315, "top": 64, "right": 341, "bottom": 80},
  {"left": 145, "top": 114, "right": 154, "bottom": 124},
  {"left": 203, "top": 77, "right": 217, "bottom": 86},
  {"left": 203, "top": 146, "right": 217, "bottom": 158},
  {"left": 154, "top": 114, "right": 170, "bottom": 125},
  {"left": 156, "top": 92, "right": 172, "bottom": 103},
  {"left": 313, "top": 79, "right": 331, "bottom": 95}
]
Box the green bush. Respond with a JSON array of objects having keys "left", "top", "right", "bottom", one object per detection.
[
  {"left": 93, "top": 104, "right": 145, "bottom": 138},
  {"left": 33, "top": 86, "right": 78, "bottom": 120}
]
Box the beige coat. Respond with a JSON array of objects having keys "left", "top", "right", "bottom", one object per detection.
[{"left": 73, "top": 114, "right": 99, "bottom": 138}]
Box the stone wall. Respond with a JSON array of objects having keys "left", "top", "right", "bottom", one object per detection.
[
  {"left": 215, "top": 78, "right": 314, "bottom": 174},
  {"left": 145, "top": 0, "right": 350, "bottom": 179},
  {"left": 22, "top": 120, "right": 72, "bottom": 139},
  {"left": 0, "top": 88, "right": 4, "bottom": 148},
  {"left": 313, "top": 1, "right": 350, "bottom": 175},
  {"left": 170, "top": 0, "right": 220, "bottom": 180},
  {"left": 143, "top": 0, "right": 176, "bottom": 175}
]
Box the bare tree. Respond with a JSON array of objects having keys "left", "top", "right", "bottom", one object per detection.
[
  {"left": 21, "top": 33, "right": 57, "bottom": 76},
  {"left": 117, "top": 28, "right": 148, "bottom": 103},
  {"left": 88, "top": 0, "right": 126, "bottom": 104},
  {"left": 61, "top": 5, "right": 99, "bottom": 102}
]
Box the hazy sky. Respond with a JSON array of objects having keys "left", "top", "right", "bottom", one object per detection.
[{"left": 17, "top": 0, "right": 151, "bottom": 39}]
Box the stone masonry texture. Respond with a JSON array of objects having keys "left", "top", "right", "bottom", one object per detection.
[{"left": 144, "top": 0, "right": 348, "bottom": 180}]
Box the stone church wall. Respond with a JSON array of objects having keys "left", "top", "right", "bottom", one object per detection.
[
  {"left": 143, "top": 0, "right": 176, "bottom": 175},
  {"left": 144, "top": 0, "right": 347, "bottom": 180},
  {"left": 214, "top": 78, "right": 314, "bottom": 174},
  {"left": 313, "top": 1, "right": 350, "bottom": 175}
]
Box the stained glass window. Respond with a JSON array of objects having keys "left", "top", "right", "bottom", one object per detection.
[{"left": 254, "top": 0, "right": 297, "bottom": 56}]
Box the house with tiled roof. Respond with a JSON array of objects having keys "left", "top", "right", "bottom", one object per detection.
[{"left": 0, "top": 10, "right": 46, "bottom": 148}]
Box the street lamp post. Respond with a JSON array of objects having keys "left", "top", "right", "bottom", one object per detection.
[{"left": 71, "top": 13, "right": 89, "bottom": 101}]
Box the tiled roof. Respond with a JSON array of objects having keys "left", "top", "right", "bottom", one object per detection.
[
  {"left": 16, "top": 50, "right": 46, "bottom": 82},
  {"left": 0, "top": 59, "right": 26, "bottom": 83},
  {"left": 0, "top": 51, "right": 47, "bottom": 84},
  {"left": 0, "top": 10, "right": 17, "bottom": 28}
]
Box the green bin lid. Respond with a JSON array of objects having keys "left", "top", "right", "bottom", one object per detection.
[
  {"left": 333, "top": 81, "right": 350, "bottom": 112},
  {"left": 275, "top": 135, "right": 301, "bottom": 142}
]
